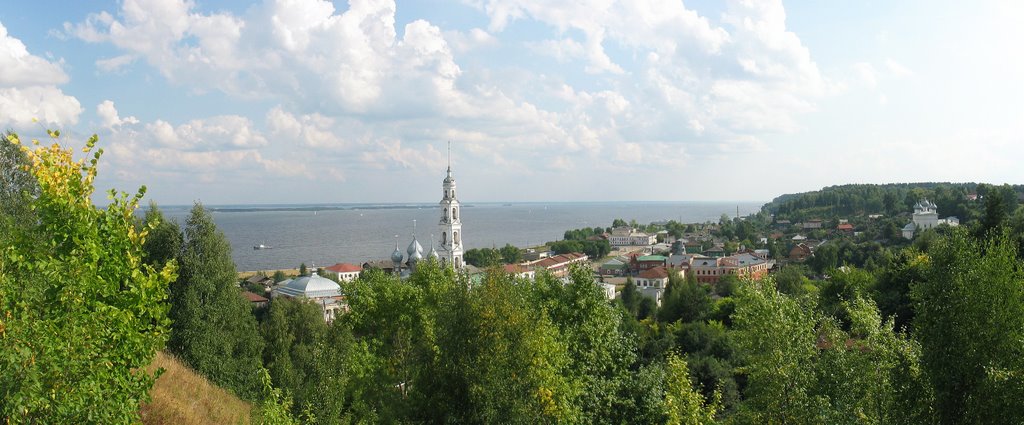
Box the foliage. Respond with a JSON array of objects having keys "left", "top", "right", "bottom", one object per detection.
[
  {"left": 272, "top": 270, "right": 287, "bottom": 283},
  {"left": 550, "top": 238, "right": 611, "bottom": 259},
  {"left": 0, "top": 132, "right": 38, "bottom": 231},
  {"left": 912, "top": 228, "right": 1024, "bottom": 424},
  {"left": 168, "top": 203, "right": 265, "bottom": 401},
  {"left": 663, "top": 354, "right": 720, "bottom": 425},
  {"left": 732, "top": 277, "right": 933, "bottom": 424},
  {"left": 621, "top": 278, "right": 640, "bottom": 316},
  {"left": 499, "top": 243, "right": 522, "bottom": 264},
  {"left": 463, "top": 246, "right": 503, "bottom": 267},
  {"left": 251, "top": 368, "right": 300, "bottom": 425},
  {"left": 141, "top": 201, "right": 183, "bottom": 269},
  {"left": 774, "top": 264, "right": 812, "bottom": 296},
  {"left": 763, "top": 182, "right": 988, "bottom": 222},
  {"left": 0, "top": 133, "right": 172, "bottom": 423},
  {"left": 658, "top": 273, "right": 712, "bottom": 324},
  {"left": 260, "top": 297, "right": 352, "bottom": 421}
]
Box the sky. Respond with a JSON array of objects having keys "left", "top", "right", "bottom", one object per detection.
[{"left": 1, "top": 0, "right": 1022, "bottom": 205}]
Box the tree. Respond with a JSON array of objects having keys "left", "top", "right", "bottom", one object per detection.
[
  {"left": 261, "top": 297, "right": 351, "bottom": 419},
  {"left": 663, "top": 354, "right": 720, "bottom": 425},
  {"left": 913, "top": 228, "right": 1024, "bottom": 424},
  {"left": 0, "top": 133, "right": 172, "bottom": 422},
  {"left": 774, "top": 264, "right": 810, "bottom": 296},
  {"left": 535, "top": 265, "right": 636, "bottom": 422},
  {"left": 731, "top": 278, "right": 823, "bottom": 423},
  {"left": 732, "top": 277, "right": 934, "bottom": 424},
  {"left": 658, "top": 274, "right": 711, "bottom": 324},
  {"left": 499, "top": 243, "right": 522, "bottom": 264},
  {"left": 299, "top": 262, "right": 308, "bottom": 277},
  {"left": 168, "top": 203, "right": 265, "bottom": 400},
  {"left": 273, "top": 270, "right": 287, "bottom": 283},
  {"left": 714, "top": 274, "right": 740, "bottom": 297},
  {"left": 140, "top": 201, "right": 182, "bottom": 269},
  {"left": 621, "top": 278, "right": 640, "bottom": 316},
  {"left": 0, "top": 132, "right": 38, "bottom": 231}
]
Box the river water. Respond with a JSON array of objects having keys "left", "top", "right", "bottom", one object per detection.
[{"left": 157, "top": 201, "right": 762, "bottom": 272}]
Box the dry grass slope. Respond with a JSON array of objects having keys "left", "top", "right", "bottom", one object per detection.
[{"left": 141, "top": 351, "right": 252, "bottom": 425}]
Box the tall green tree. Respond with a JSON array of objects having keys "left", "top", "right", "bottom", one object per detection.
[
  {"left": 1, "top": 133, "right": 172, "bottom": 423},
  {"left": 913, "top": 228, "right": 1024, "bottom": 424},
  {"left": 621, "top": 278, "right": 640, "bottom": 315},
  {"left": 658, "top": 273, "right": 711, "bottom": 324},
  {"left": 168, "top": 203, "right": 265, "bottom": 400},
  {"left": 140, "top": 201, "right": 182, "bottom": 269},
  {"left": 733, "top": 277, "right": 933, "bottom": 424},
  {"left": 536, "top": 265, "right": 636, "bottom": 422},
  {"left": 663, "top": 354, "right": 720, "bottom": 425},
  {"left": 261, "top": 297, "right": 351, "bottom": 421},
  {"left": 499, "top": 243, "right": 522, "bottom": 264}
]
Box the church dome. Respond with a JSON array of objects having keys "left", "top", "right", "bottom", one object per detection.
[
  {"left": 407, "top": 236, "right": 424, "bottom": 257},
  {"left": 391, "top": 245, "right": 404, "bottom": 264},
  {"left": 428, "top": 238, "right": 439, "bottom": 260},
  {"left": 274, "top": 273, "right": 341, "bottom": 299}
]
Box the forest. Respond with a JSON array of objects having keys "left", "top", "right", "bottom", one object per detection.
[{"left": 3, "top": 134, "right": 1024, "bottom": 424}]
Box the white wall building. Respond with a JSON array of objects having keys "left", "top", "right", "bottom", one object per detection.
[
  {"left": 438, "top": 145, "right": 465, "bottom": 269},
  {"left": 904, "top": 199, "right": 959, "bottom": 239},
  {"left": 609, "top": 227, "right": 657, "bottom": 246}
]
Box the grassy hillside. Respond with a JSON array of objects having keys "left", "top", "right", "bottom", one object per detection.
[{"left": 140, "top": 352, "right": 252, "bottom": 425}]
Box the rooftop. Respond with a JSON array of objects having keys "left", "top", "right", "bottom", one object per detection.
[
  {"left": 324, "top": 262, "right": 362, "bottom": 273},
  {"left": 273, "top": 274, "right": 341, "bottom": 299}
]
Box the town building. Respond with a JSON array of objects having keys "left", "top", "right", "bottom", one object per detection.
[
  {"left": 609, "top": 226, "right": 656, "bottom": 246},
  {"left": 525, "top": 252, "right": 589, "bottom": 278},
  {"left": 635, "top": 254, "right": 668, "bottom": 271},
  {"left": 634, "top": 266, "right": 679, "bottom": 306},
  {"left": 244, "top": 274, "right": 275, "bottom": 292},
  {"left": 801, "top": 219, "right": 823, "bottom": 230},
  {"left": 689, "top": 253, "right": 772, "bottom": 284},
  {"left": 903, "top": 199, "right": 959, "bottom": 239},
  {"left": 502, "top": 264, "right": 536, "bottom": 279},
  {"left": 599, "top": 257, "right": 629, "bottom": 276},
  {"left": 242, "top": 291, "right": 269, "bottom": 309},
  {"left": 322, "top": 262, "right": 362, "bottom": 282},
  {"left": 271, "top": 273, "right": 346, "bottom": 322}
]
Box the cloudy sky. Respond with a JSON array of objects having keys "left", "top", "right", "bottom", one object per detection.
[{"left": 1, "top": 0, "right": 1022, "bottom": 205}]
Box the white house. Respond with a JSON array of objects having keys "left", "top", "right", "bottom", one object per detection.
[
  {"left": 634, "top": 266, "right": 684, "bottom": 307},
  {"left": 322, "top": 263, "right": 362, "bottom": 282}
]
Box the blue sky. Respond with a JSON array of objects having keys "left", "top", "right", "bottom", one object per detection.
[{"left": 1, "top": 0, "right": 1022, "bottom": 205}]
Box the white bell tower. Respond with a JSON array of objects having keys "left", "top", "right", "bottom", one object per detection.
[{"left": 438, "top": 142, "right": 464, "bottom": 269}]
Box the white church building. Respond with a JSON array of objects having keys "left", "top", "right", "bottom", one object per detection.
[
  {"left": 902, "top": 199, "right": 959, "bottom": 239},
  {"left": 389, "top": 144, "right": 466, "bottom": 272}
]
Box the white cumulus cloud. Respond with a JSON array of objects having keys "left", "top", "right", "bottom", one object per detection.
[{"left": 0, "top": 21, "right": 81, "bottom": 128}]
